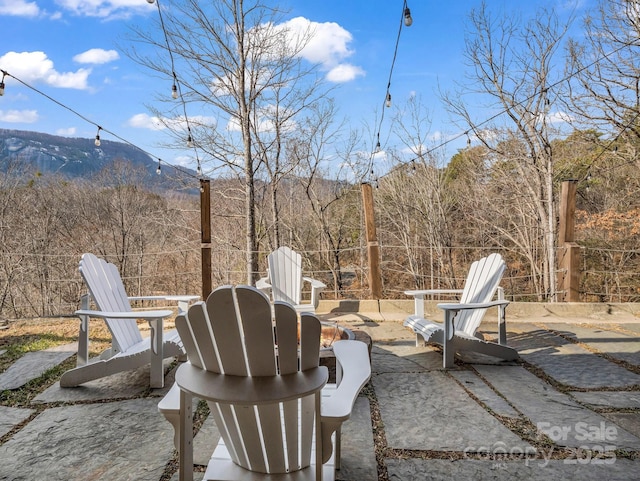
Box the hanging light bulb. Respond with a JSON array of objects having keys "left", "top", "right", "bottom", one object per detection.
[
  {"left": 156, "top": 159, "right": 162, "bottom": 175},
  {"left": 94, "top": 127, "right": 101, "bottom": 147},
  {"left": 146, "top": 0, "right": 155, "bottom": 3},
  {"left": 171, "top": 83, "right": 178, "bottom": 99},
  {"left": 467, "top": 135, "right": 471, "bottom": 147},
  {"left": 187, "top": 134, "right": 194, "bottom": 148},
  {"left": 385, "top": 92, "right": 392, "bottom": 108},
  {"left": 196, "top": 162, "right": 202, "bottom": 176},
  {"left": 0, "top": 71, "right": 5, "bottom": 96},
  {"left": 375, "top": 141, "right": 381, "bottom": 153},
  {"left": 404, "top": 7, "right": 413, "bottom": 27}
]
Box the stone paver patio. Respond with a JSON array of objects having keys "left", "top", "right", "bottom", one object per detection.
[{"left": 2, "top": 309, "right": 640, "bottom": 480}]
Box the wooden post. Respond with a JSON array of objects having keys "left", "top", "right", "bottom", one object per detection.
[
  {"left": 361, "top": 182, "right": 382, "bottom": 299},
  {"left": 200, "top": 179, "right": 212, "bottom": 300},
  {"left": 557, "top": 180, "right": 580, "bottom": 302}
]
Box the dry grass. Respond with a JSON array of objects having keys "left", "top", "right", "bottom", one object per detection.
[{"left": 0, "top": 316, "right": 179, "bottom": 407}]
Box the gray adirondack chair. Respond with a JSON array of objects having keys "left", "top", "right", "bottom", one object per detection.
[
  {"left": 404, "top": 253, "right": 519, "bottom": 368},
  {"left": 158, "top": 285, "right": 371, "bottom": 481},
  {"left": 59, "top": 253, "right": 198, "bottom": 388},
  {"left": 256, "top": 246, "right": 326, "bottom": 313}
]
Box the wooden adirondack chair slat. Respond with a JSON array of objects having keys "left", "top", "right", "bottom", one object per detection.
[
  {"left": 404, "top": 253, "right": 519, "bottom": 369},
  {"left": 256, "top": 247, "right": 326, "bottom": 313},
  {"left": 60, "top": 253, "right": 197, "bottom": 389},
  {"left": 161, "top": 285, "right": 371, "bottom": 481}
]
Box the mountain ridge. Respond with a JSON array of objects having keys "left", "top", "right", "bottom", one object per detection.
[{"left": 0, "top": 128, "right": 198, "bottom": 190}]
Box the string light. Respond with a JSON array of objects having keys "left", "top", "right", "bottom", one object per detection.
[
  {"left": 155, "top": 0, "right": 204, "bottom": 178},
  {"left": 146, "top": 0, "right": 155, "bottom": 3},
  {"left": 0, "top": 70, "right": 5, "bottom": 97},
  {"left": 368, "top": 0, "right": 413, "bottom": 173},
  {"left": 404, "top": 6, "right": 413, "bottom": 27},
  {"left": 0, "top": 68, "right": 199, "bottom": 182},
  {"left": 156, "top": 159, "right": 162, "bottom": 175}
]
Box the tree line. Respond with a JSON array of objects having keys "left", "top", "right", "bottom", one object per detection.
[{"left": 3, "top": 0, "right": 640, "bottom": 317}]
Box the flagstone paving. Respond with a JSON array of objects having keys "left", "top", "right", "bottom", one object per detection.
[
  {"left": 0, "top": 398, "right": 174, "bottom": 481},
  {"left": 373, "top": 371, "right": 533, "bottom": 453},
  {"left": 540, "top": 322, "right": 640, "bottom": 365},
  {"left": 569, "top": 390, "right": 640, "bottom": 409},
  {"left": 0, "top": 406, "right": 34, "bottom": 438},
  {"left": 474, "top": 365, "right": 640, "bottom": 450},
  {"left": 507, "top": 324, "right": 640, "bottom": 389},
  {"left": 385, "top": 458, "right": 638, "bottom": 480},
  {"left": 0, "top": 343, "right": 76, "bottom": 390},
  {"left": 2, "top": 316, "right": 640, "bottom": 480}
]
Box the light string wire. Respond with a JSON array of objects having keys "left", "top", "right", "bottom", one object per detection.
[
  {"left": 379, "top": 32, "right": 640, "bottom": 183},
  {"left": 368, "top": 0, "right": 409, "bottom": 184},
  {"left": 1, "top": 7, "right": 638, "bottom": 187},
  {"left": 155, "top": 0, "right": 202, "bottom": 177},
  {"left": 0, "top": 68, "right": 199, "bottom": 180}
]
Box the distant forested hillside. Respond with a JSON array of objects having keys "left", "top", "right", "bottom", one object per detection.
[{"left": 0, "top": 129, "right": 196, "bottom": 191}]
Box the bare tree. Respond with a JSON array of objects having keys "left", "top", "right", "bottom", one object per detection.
[
  {"left": 441, "top": 2, "right": 571, "bottom": 301},
  {"left": 129, "top": 0, "right": 328, "bottom": 284},
  {"left": 290, "top": 101, "right": 366, "bottom": 295},
  {"left": 376, "top": 95, "right": 457, "bottom": 291}
]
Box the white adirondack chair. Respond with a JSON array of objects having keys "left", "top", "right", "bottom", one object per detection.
[
  {"left": 158, "top": 285, "right": 371, "bottom": 481},
  {"left": 256, "top": 246, "right": 326, "bottom": 313},
  {"left": 59, "top": 253, "right": 198, "bottom": 389},
  {"left": 404, "top": 253, "right": 519, "bottom": 368}
]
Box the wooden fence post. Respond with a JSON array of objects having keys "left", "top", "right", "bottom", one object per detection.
[
  {"left": 200, "top": 179, "right": 212, "bottom": 300},
  {"left": 557, "top": 180, "right": 581, "bottom": 301},
  {"left": 361, "top": 182, "right": 383, "bottom": 299}
]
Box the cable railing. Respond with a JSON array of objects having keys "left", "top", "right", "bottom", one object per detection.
[{"left": 1, "top": 243, "right": 639, "bottom": 318}]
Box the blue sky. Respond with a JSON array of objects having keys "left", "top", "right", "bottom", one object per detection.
[{"left": 0, "top": 0, "right": 589, "bottom": 174}]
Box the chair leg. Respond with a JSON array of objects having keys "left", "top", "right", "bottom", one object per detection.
[
  {"left": 179, "top": 389, "right": 194, "bottom": 481},
  {"left": 335, "top": 426, "right": 341, "bottom": 470},
  {"left": 442, "top": 310, "right": 456, "bottom": 369}
]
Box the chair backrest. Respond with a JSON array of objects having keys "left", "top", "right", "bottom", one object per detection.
[
  {"left": 79, "top": 253, "right": 143, "bottom": 353},
  {"left": 267, "top": 246, "right": 303, "bottom": 305},
  {"left": 175, "top": 285, "right": 325, "bottom": 475},
  {"left": 456, "top": 253, "right": 506, "bottom": 335}
]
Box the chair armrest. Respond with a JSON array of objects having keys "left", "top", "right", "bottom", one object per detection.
[
  {"left": 436, "top": 299, "right": 510, "bottom": 311},
  {"left": 404, "top": 289, "right": 464, "bottom": 297},
  {"left": 255, "top": 277, "right": 271, "bottom": 291},
  {"left": 74, "top": 309, "right": 174, "bottom": 320},
  {"left": 128, "top": 295, "right": 199, "bottom": 315},
  {"left": 128, "top": 295, "right": 199, "bottom": 302},
  {"left": 303, "top": 277, "right": 326, "bottom": 309},
  {"left": 304, "top": 277, "right": 327, "bottom": 290},
  {"left": 321, "top": 340, "right": 371, "bottom": 422},
  {"left": 404, "top": 289, "right": 464, "bottom": 318}
]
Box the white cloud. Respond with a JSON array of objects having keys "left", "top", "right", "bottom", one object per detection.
[
  {"left": 326, "top": 64, "right": 365, "bottom": 83},
  {"left": 0, "top": 109, "right": 38, "bottom": 123},
  {"left": 546, "top": 110, "right": 575, "bottom": 124},
  {"left": 0, "top": 0, "right": 39, "bottom": 17},
  {"left": 55, "top": 0, "right": 154, "bottom": 18},
  {"left": 278, "top": 17, "right": 364, "bottom": 83},
  {"left": 56, "top": 127, "right": 77, "bottom": 136},
  {"left": 128, "top": 113, "right": 216, "bottom": 132},
  {"left": 73, "top": 49, "right": 119, "bottom": 65},
  {"left": 127, "top": 113, "right": 166, "bottom": 131},
  {"left": 0, "top": 51, "right": 91, "bottom": 89}
]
